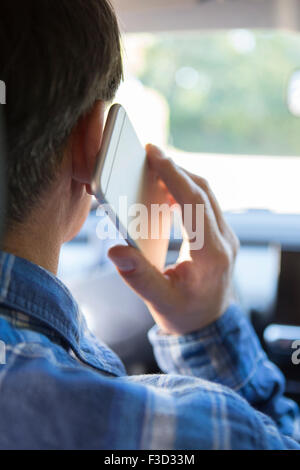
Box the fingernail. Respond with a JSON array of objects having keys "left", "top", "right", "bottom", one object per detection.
[{"left": 109, "top": 256, "right": 137, "bottom": 273}]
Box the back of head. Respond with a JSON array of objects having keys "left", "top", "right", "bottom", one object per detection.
[{"left": 0, "top": 0, "right": 123, "bottom": 226}]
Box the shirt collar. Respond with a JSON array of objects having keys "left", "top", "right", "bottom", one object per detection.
[{"left": 0, "top": 251, "right": 125, "bottom": 376}]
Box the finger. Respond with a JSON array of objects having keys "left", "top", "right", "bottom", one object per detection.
[
  {"left": 108, "top": 244, "right": 173, "bottom": 308},
  {"left": 147, "top": 144, "right": 203, "bottom": 206},
  {"left": 182, "top": 170, "right": 240, "bottom": 255},
  {"left": 146, "top": 144, "right": 222, "bottom": 245},
  {"left": 182, "top": 170, "right": 227, "bottom": 233}
]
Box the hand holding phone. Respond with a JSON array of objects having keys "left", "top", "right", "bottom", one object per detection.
[
  {"left": 109, "top": 145, "right": 239, "bottom": 336},
  {"left": 92, "top": 104, "right": 171, "bottom": 270}
]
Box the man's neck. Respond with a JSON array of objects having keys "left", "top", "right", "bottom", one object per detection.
[{"left": 3, "top": 218, "right": 63, "bottom": 275}]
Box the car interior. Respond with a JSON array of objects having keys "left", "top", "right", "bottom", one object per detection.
[{"left": 3, "top": 0, "right": 300, "bottom": 403}]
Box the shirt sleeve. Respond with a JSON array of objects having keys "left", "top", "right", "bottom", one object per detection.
[{"left": 148, "top": 303, "right": 300, "bottom": 440}]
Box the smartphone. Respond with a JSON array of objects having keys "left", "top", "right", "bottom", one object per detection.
[{"left": 92, "top": 104, "right": 171, "bottom": 271}]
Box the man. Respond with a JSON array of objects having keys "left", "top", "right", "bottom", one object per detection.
[{"left": 0, "top": 0, "right": 299, "bottom": 450}]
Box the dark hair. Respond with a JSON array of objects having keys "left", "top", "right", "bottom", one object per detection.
[{"left": 0, "top": 0, "right": 123, "bottom": 224}]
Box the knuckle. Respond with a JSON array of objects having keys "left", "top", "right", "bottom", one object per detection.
[
  {"left": 190, "top": 187, "right": 204, "bottom": 204},
  {"left": 198, "top": 177, "right": 210, "bottom": 192},
  {"left": 227, "top": 230, "right": 240, "bottom": 256},
  {"left": 190, "top": 183, "right": 208, "bottom": 205},
  {"left": 215, "top": 245, "right": 232, "bottom": 271}
]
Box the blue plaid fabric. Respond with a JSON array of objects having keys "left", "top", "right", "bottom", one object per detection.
[{"left": 0, "top": 251, "right": 299, "bottom": 449}]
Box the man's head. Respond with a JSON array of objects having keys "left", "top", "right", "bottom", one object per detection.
[{"left": 0, "top": 0, "right": 122, "bottom": 238}]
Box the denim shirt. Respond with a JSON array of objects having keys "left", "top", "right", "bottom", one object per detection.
[{"left": 0, "top": 251, "right": 299, "bottom": 450}]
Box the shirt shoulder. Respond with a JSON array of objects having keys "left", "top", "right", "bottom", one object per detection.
[{"left": 0, "top": 332, "right": 298, "bottom": 450}]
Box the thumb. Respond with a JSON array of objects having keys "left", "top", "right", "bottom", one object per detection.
[{"left": 108, "top": 245, "right": 171, "bottom": 307}]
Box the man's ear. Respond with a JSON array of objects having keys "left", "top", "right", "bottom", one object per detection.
[{"left": 71, "top": 100, "right": 106, "bottom": 192}]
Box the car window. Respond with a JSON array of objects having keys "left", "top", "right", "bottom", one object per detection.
[
  {"left": 113, "top": 30, "right": 300, "bottom": 214},
  {"left": 118, "top": 30, "right": 300, "bottom": 156}
]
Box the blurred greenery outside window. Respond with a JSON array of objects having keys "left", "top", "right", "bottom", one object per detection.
[{"left": 119, "top": 30, "right": 300, "bottom": 157}]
